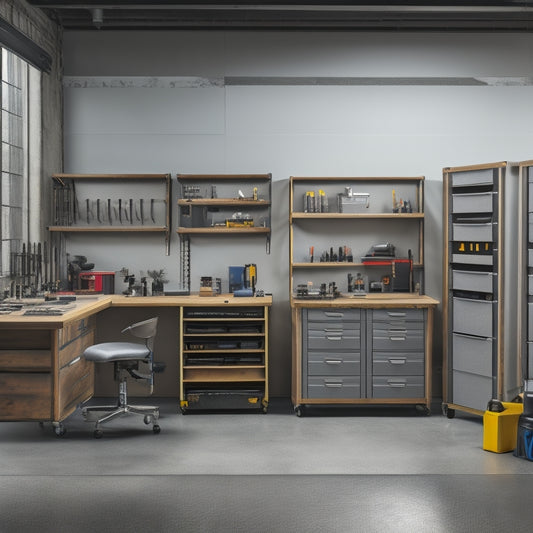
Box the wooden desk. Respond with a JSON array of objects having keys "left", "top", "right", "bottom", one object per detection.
[
  {"left": 291, "top": 294, "right": 439, "bottom": 415},
  {"left": 0, "top": 294, "right": 272, "bottom": 431}
]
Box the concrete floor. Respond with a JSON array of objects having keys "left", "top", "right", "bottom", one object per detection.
[
  {"left": 2, "top": 398, "right": 533, "bottom": 533},
  {"left": 1, "top": 398, "right": 531, "bottom": 476}
]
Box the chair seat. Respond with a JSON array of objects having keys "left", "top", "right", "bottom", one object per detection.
[{"left": 83, "top": 342, "right": 151, "bottom": 363}]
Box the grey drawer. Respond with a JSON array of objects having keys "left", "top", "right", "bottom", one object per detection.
[
  {"left": 307, "top": 376, "right": 361, "bottom": 399},
  {"left": 373, "top": 352, "right": 424, "bottom": 376},
  {"left": 529, "top": 250, "right": 533, "bottom": 268},
  {"left": 452, "top": 333, "right": 493, "bottom": 377},
  {"left": 307, "top": 309, "right": 361, "bottom": 322},
  {"left": 452, "top": 370, "right": 493, "bottom": 412},
  {"left": 529, "top": 182, "right": 533, "bottom": 213},
  {"left": 372, "top": 376, "right": 424, "bottom": 399},
  {"left": 529, "top": 343, "right": 533, "bottom": 379},
  {"left": 452, "top": 253, "right": 493, "bottom": 266},
  {"left": 451, "top": 169, "right": 494, "bottom": 187},
  {"left": 529, "top": 275, "right": 533, "bottom": 296},
  {"left": 307, "top": 327, "right": 360, "bottom": 350},
  {"left": 528, "top": 303, "right": 533, "bottom": 338},
  {"left": 372, "top": 308, "right": 424, "bottom": 322},
  {"left": 307, "top": 352, "right": 361, "bottom": 376},
  {"left": 372, "top": 328, "right": 424, "bottom": 352},
  {"left": 452, "top": 192, "right": 494, "bottom": 214},
  {"left": 452, "top": 222, "right": 496, "bottom": 242},
  {"left": 453, "top": 297, "right": 495, "bottom": 338},
  {"left": 452, "top": 270, "right": 495, "bottom": 294},
  {"left": 529, "top": 213, "right": 533, "bottom": 243}
]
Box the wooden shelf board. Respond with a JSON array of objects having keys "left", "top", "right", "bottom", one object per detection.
[
  {"left": 183, "top": 318, "right": 265, "bottom": 322},
  {"left": 290, "top": 176, "right": 424, "bottom": 182},
  {"left": 177, "top": 227, "right": 270, "bottom": 234},
  {"left": 48, "top": 226, "right": 167, "bottom": 232},
  {"left": 53, "top": 173, "right": 169, "bottom": 180},
  {"left": 183, "top": 349, "right": 264, "bottom": 354},
  {"left": 291, "top": 213, "right": 423, "bottom": 219},
  {"left": 178, "top": 199, "right": 270, "bottom": 206},
  {"left": 177, "top": 174, "right": 271, "bottom": 181},
  {"left": 183, "top": 333, "right": 265, "bottom": 337},
  {"left": 292, "top": 262, "right": 423, "bottom": 268}
]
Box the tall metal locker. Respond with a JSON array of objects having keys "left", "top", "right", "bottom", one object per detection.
[
  {"left": 442, "top": 161, "right": 521, "bottom": 418},
  {"left": 519, "top": 160, "right": 533, "bottom": 382}
]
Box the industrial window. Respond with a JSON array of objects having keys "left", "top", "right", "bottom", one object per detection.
[{"left": 0, "top": 47, "right": 41, "bottom": 294}]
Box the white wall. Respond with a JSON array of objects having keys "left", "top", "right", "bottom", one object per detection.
[{"left": 62, "top": 30, "right": 533, "bottom": 397}]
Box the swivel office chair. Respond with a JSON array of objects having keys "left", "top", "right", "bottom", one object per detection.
[{"left": 82, "top": 317, "right": 162, "bottom": 438}]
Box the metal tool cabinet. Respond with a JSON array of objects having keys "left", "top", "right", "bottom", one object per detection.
[
  {"left": 292, "top": 298, "right": 437, "bottom": 416},
  {"left": 442, "top": 162, "right": 521, "bottom": 418}
]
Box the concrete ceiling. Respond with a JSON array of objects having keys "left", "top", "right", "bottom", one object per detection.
[{"left": 26, "top": 1, "right": 533, "bottom": 31}]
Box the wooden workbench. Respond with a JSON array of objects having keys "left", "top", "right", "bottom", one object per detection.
[{"left": 0, "top": 293, "right": 271, "bottom": 431}]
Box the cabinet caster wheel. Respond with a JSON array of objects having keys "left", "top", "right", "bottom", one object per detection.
[
  {"left": 153, "top": 424, "right": 161, "bottom": 434},
  {"left": 415, "top": 405, "right": 431, "bottom": 416},
  {"left": 144, "top": 415, "right": 152, "bottom": 425},
  {"left": 446, "top": 408, "right": 456, "bottom": 419},
  {"left": 180, "top": 407, "right": 187, "bottom": 415},
  {"left": 94, "top": 429, "right": 103, "bottom": 439},
  {"left": 54, "top": 424, "right": 66, "bottom": 437},
  {"left": 295, "top": 406, "right": 304, "bottom": 417}
]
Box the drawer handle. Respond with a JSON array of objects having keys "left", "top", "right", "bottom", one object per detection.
[
  {"left": 325, "top": 359, "right": 343, "bottom": 365},
  {"left": 387, "top": 380, "right": 406, "bottom": 388},
  {"left": 323, "top": 328, "right": 343, "bottom": 333},
  {"left": 389, "top": 336, "right": 406, "bottom": 341},
  {"left": 324, "top": 312, "right": 344, "bottom": 317},
  {"left": 388, "top": 358, "right": 407, "bottom": 365},
  {"left": 67, "top": 356, "right": 81, "bottom": 367},
  {"left": 324, "top": 382, "right": 343, "bottom": 388},
  {"left": 387, "top": 312, "right": 406, "bottom": 317},
  {"left": 326, "top": 336, "right": 342, "bottom": 341}
]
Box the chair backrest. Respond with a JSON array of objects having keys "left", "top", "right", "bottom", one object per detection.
[{"left": 121, "top": 317, "right": 158, "bottom": 351}]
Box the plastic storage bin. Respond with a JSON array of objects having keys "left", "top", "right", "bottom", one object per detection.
[{"left": 483, "top": 400, "right": 523, "bottom": 453}]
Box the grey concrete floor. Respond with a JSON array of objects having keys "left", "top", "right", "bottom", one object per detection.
[{"left": 1, "top": 398, "right": 532, "bottom": 476}]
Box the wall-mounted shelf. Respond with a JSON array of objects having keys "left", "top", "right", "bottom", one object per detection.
[
  {"left": 176, "top": 173, "right": 271, "bottom": 243},
  {"left": 48, "top": 173, "right": 172, "bottom": 255}
]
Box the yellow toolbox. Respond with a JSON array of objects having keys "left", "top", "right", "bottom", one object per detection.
[{"left": 483, "top": 400, "right": 523, "bottom": 453}]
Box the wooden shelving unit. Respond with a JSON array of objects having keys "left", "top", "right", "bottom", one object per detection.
[
  {"left": 176, "top": 173, "right": 271, "bottom": 241},
  {"left": 289, "top": 176, "right": 425, "bottom": 295},
  {"left": 48, "top": 173, "right": 172, "bottom": 255},
  {"left": 289, "top": 176, "right": 437, "bottom": 415},
  {"left": 178, "top": 298, "right": 271, "bottom": 413}
]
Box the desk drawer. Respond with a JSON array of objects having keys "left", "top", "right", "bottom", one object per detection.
[
  {"left": 307, "top": 324, "right": 360, "bottom": 350},
  {"left": 453, "top": 297, "right": 495, "bottom": 338},
  {"left": 0, "top": 372, "right": 52, "bottom": 420},
  {"left": 372, "top": 328, "right": 424, "bottom": 352},
  {"left": 372, "top": 376, "right": 424, "bottom": 399},
  {"left": 58, "top": 316, "right": 96, "bottom": 348},
  {"left": 452, "top": 270, "right": 495, "bottom": 294},
  {"left": 372, "top": 352, "right": 424, "bottom": 376},
  {"left": 452, "top": 333, "right": 493, "bottom": 377},
  {"left": 58, "top": 356, "right": 94, "bottom": 419},
  {"left": 307, "top": 376, "right": 361, "bottom": 399},
  {"left": 307, "top": 309, "right": 361, "bottom": 322},
  {"left": 452, "top": 370, "right": 493, "bottom": 412},
  {"left": 451, "top": 169, "right": 495, "bottom": 188},
  {"left": 307, "top": 352, "right": 361, "bottom": 376},
  {"left": 372, "top": 309, "right": 424, "bottom": 323},
  {"left": 452, "top": 192, "right": 494, "bottom": 214},
  {"left": 452, "top": 222, "right": 496, "bottom": 242}
]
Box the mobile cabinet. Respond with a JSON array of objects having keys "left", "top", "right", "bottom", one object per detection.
[
  {"left": 293, "top": 301, "right": 435, "bottom": 416},
  {"left": 443, "top": 162, "right": 520, "bottom": 418},
  {"left": 179, "top": 301, "right": 270, "bottom": 413},
  {"left": 48, "top": 173, "right": 172, "bottom": 254},
  {"left": 0, "top": 316, "right": 95, "bottom": 435}
]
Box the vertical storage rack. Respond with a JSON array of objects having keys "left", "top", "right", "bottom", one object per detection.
[
  {"left": 442, "top": 162, "right": 521, "bottom": 418},
  {"left": 519, "top": 160, "right": 533, "bottom": 381}
]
